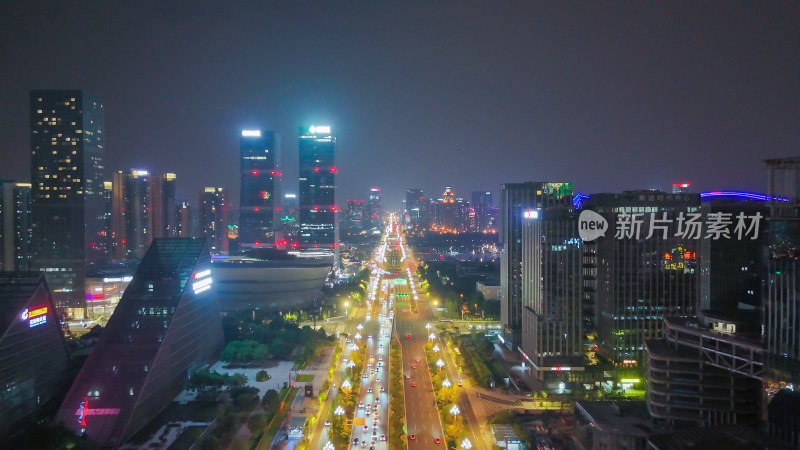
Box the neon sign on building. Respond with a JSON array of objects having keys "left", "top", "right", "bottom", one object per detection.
[{"left": 20, "top": 306, "right": 48, "bottom": 328}]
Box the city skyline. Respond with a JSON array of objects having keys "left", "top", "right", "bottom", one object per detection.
[{"left": 2, "top": 2, "right": 797, "bottom": 209}]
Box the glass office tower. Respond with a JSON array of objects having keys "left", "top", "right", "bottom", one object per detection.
[
  {"left": 238, "top": 130, "right": 280, "bottom": 250},
  {"left": 30, "top": 90, "right": 106, "bottom": 318},
  {"left": 298, "top": 126, "right": 336, "bottom": 249}
]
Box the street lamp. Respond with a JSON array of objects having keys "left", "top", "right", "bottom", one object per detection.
[
  {"left": 324, "top": 441, "right": 335, "bottom": 450},
  {"left": 433, "top": 344, "right": 440, "bottom": 352},
  {"left": 347, "top": 360, "right": 356, "bottom": 369},
  {"left": 341, "top": 379, "right": 351, "bottom": 390},
  {"left": 442, "top": 378, "right": 452, "bottom": 388},
  {"left": 357, "top": 324, "right": 363, "bottom": 330},
  {"left": 344, "top": 301, "right": 349, "bottom": 317},
  {"left": 334, "top": 405, "right": 345, "bottom": 416},
  {"left": 436, "top": 359, "right": 445, "bottom": 370},
  {"left": 461, "top": 438, "right": 473, "bottom": 449},
  {"left": 450, "top": 404, "right": 461, "bottom": 415},
  {"left": 429, "top": 333, "right": 436, "bottom": 340},
  {"left": 355, "top": 332, "right": 362, "bottom": 340},
  {"left": 426, "top": 323, "right": 432, "bottom": 330}
]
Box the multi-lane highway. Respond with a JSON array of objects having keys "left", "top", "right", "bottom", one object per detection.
[{"left": 311, "top": 214, "right": 489, "bottom": 449}]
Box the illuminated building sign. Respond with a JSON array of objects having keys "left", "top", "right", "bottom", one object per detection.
[
  {"left": 523, "top": 210, "right": 539, "bottom": 219},
  {"left": 192, "top": 269, "right": 212, "bottom": 294},
  {"left": 309, "top": 125, "right": 331, "bottom": 134},
  {"left": 242, "top": 130, "right": 261, "bottom": 137},
  {"left": 20, "top": 306, "right": 48, "bottom": 328}
]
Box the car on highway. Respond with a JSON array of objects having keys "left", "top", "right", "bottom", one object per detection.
[
  {"left": 434, "top": 437, "right": 441, "bottom": 444},
  {"left": 404, "top": 374, "right": 410, "bottom": 379},
  {"left": 411, "top": 381, "right": 417, "bottom": 387},
  {"left": 380, "top": 434, "right": 386, "bottom": 441},
  {"left": 367, "top": 387, "right": 372, "bottom": 393},
  {"left": 380, "top": 386, "right": 385, "bottom": 393},
  {"left": 324, "top": 420, "right": 330, "bottom": 427},
  {"left": 363, "top": 373, "right": 368, "bottom": 379},
  {"left": 363, "top": 425, "right": 369, "bottom": 432},
  {"left": 411, "top": 362, "right": 416, "bottom": 369},
  {"left": 457, "top": 381, "right": 463, "bottom": 387},
  {"left": 408, "top": 435, "right": 416, "bottom": 440},
  {"left": 406, "top": 334, "right": 411, "bottom": 339},
  {"left": 352, "top": 437, "right": 359, "bottom": 445}
]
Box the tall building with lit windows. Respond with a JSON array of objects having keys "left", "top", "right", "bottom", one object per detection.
[
  {"left": 112, "top": 170, "right": 151, "bottom": 260},
  {"left": 584, "top": 190, "right": 701, "bottom": 365},
  {"left": 367, "top": 187, "right": 382, "bottom": 230},
  {"left": 199, "top": 187, "right": 229, "bottom": 254},
  {"left": 150, "top": 173, "right": 177, "bottom": 239},
  {"left": 499, "top": 182, "right": 573, "bottom": 350},
  {"left": 520, "top": 204, "right": 585, "bottom": 381},
  {"left": 298, "top": 126, "right": 336, "bottom": 250},
  {"left": 30, "top": 90, "right": 106, "bottom": 318},
  {"left": 238, "top": 130, "right": 280, "bottom": 250},
  {"left": 405, "top": 188, "right": 424, "bottom": 227}
]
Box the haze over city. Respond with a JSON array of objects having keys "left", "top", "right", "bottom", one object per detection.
[
  {"left": 1, "top": 2, "right": 800, "bottom": 450},
  {"left": 2, "top": 2, "right": 797, "bottom": 207}
]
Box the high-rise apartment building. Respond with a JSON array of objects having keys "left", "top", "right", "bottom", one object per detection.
[
  {"left": 298, "top": 125, "right": 336, "bottom": 249},
  {"left": 520, "top": 204, "right": 585, "bottom": 380},
  {"left": 111, "top": 170, "right": 151, "bottom": 260},
  {"left": 150, "top": 173, "right": 177, "bottom": 239},
  {"left": 175, "top": 200, "right": 192, "bottom": 238},
  {"left": 199, "top": 187, "right": 229, "bottom": 254},
  {"left": 367, "top": 187, "right": 382, "bottom": 230},
  {"left": 405, "top": 189, "right": 424, "bottom": 227},
  {"left": 238, "top": 130, "right": 280, "bottom": 250},
  {"left": 30, "top": 90, "right": 106, "bottom": 318},
  {"left": 584, "top": 191, "right": 701, "bottom": 365},
  {"left": 0, "top": 182, "right": 32, "bottom": 271},
  {"left": 499, "top": 182, "right": 574, "bottom": 349},
  {"left": 472, "top": 190, "right": 492, "bottom": 232}
]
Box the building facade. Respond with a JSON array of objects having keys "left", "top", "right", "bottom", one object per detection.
[
  {"left": 0, "top": 272, "right": 70, "bottom": 443},
  {"left": 520, "top": 205, "right": 584, "bottom": 379},
  {"left": 238, "top": 130, "right": 280, "bottom": 250},
  {"left": 30, "top": 90, "right": 107, "bottom": 318},
  {"left": 111, "top": 170, "right": 151, "bottom": 260},
  {"left": 645, "top": 316, "right": 762, "bottom": 427},
  {"left": 499, "top": 182, "right": 573, "bottom": 349},
  {"left": 198, "top": 187, "right": 229, "bottom": 254},
  {"left": 367, "top": 187, "right": 382, "bottom": 230},
  {"left": 298, "top": 126, "right": 336, "bottom": 249},
  {"left": 584, "top": 191, "right": 701, "bottom": 365},
  {"left": 55, "top": 238, "right": 224, "bottom": 447},
  {"left": 0, "top": 181, "right": 32, "bottom": 271}
]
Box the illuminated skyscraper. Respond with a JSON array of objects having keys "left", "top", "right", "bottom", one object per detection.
[
  {"left": 199, "top": 187, "right": 229, "bottom": 254},
  {"left": 30, "top": 90, "right": 106, "bottom": 318},
  {"left": 175, "top": 200, "right": 192, "bottom": 238},
  {"left": 0, "top": 181, "right": 32, "bottom": 271},
  {"left": 472, "top": 190, "right": 492, "bottom": 232},
  {"left": 405, "top": 189, "right": 424, "bottom": 227},
  {"left": 499, "top": 182, "right": 573, "bottom": 349},
  {"left": 521, "top": 204, "right": 584, "bottom": 380},
  {"left": 239, "top": 130, "right": 280, "bottom": 250},
  {"left": 111, "top": 170, "right": 151, "bottom": 260},
  {"left": 298, "top": 125, "right": 336, "bottom": 250},
  {"left": 150, "top": 173, "right": 177, "bottom": 239},
  {"left": 584, "top": 191, "right": 701, "bottom": 364},
  {"left": 367, "top": 187, "right": 382, "bottom": 230}
]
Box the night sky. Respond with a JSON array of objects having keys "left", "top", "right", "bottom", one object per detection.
[{"left": 1, "top": 1, "right": 798, "bottom": 209}]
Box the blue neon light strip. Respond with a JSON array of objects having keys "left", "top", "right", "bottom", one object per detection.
[
  {"left": 700, "top": 191, "right": 790, "bottom": 202},
  {"left": 572, "top": 193, "right": 590, "bottom": 209}
]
